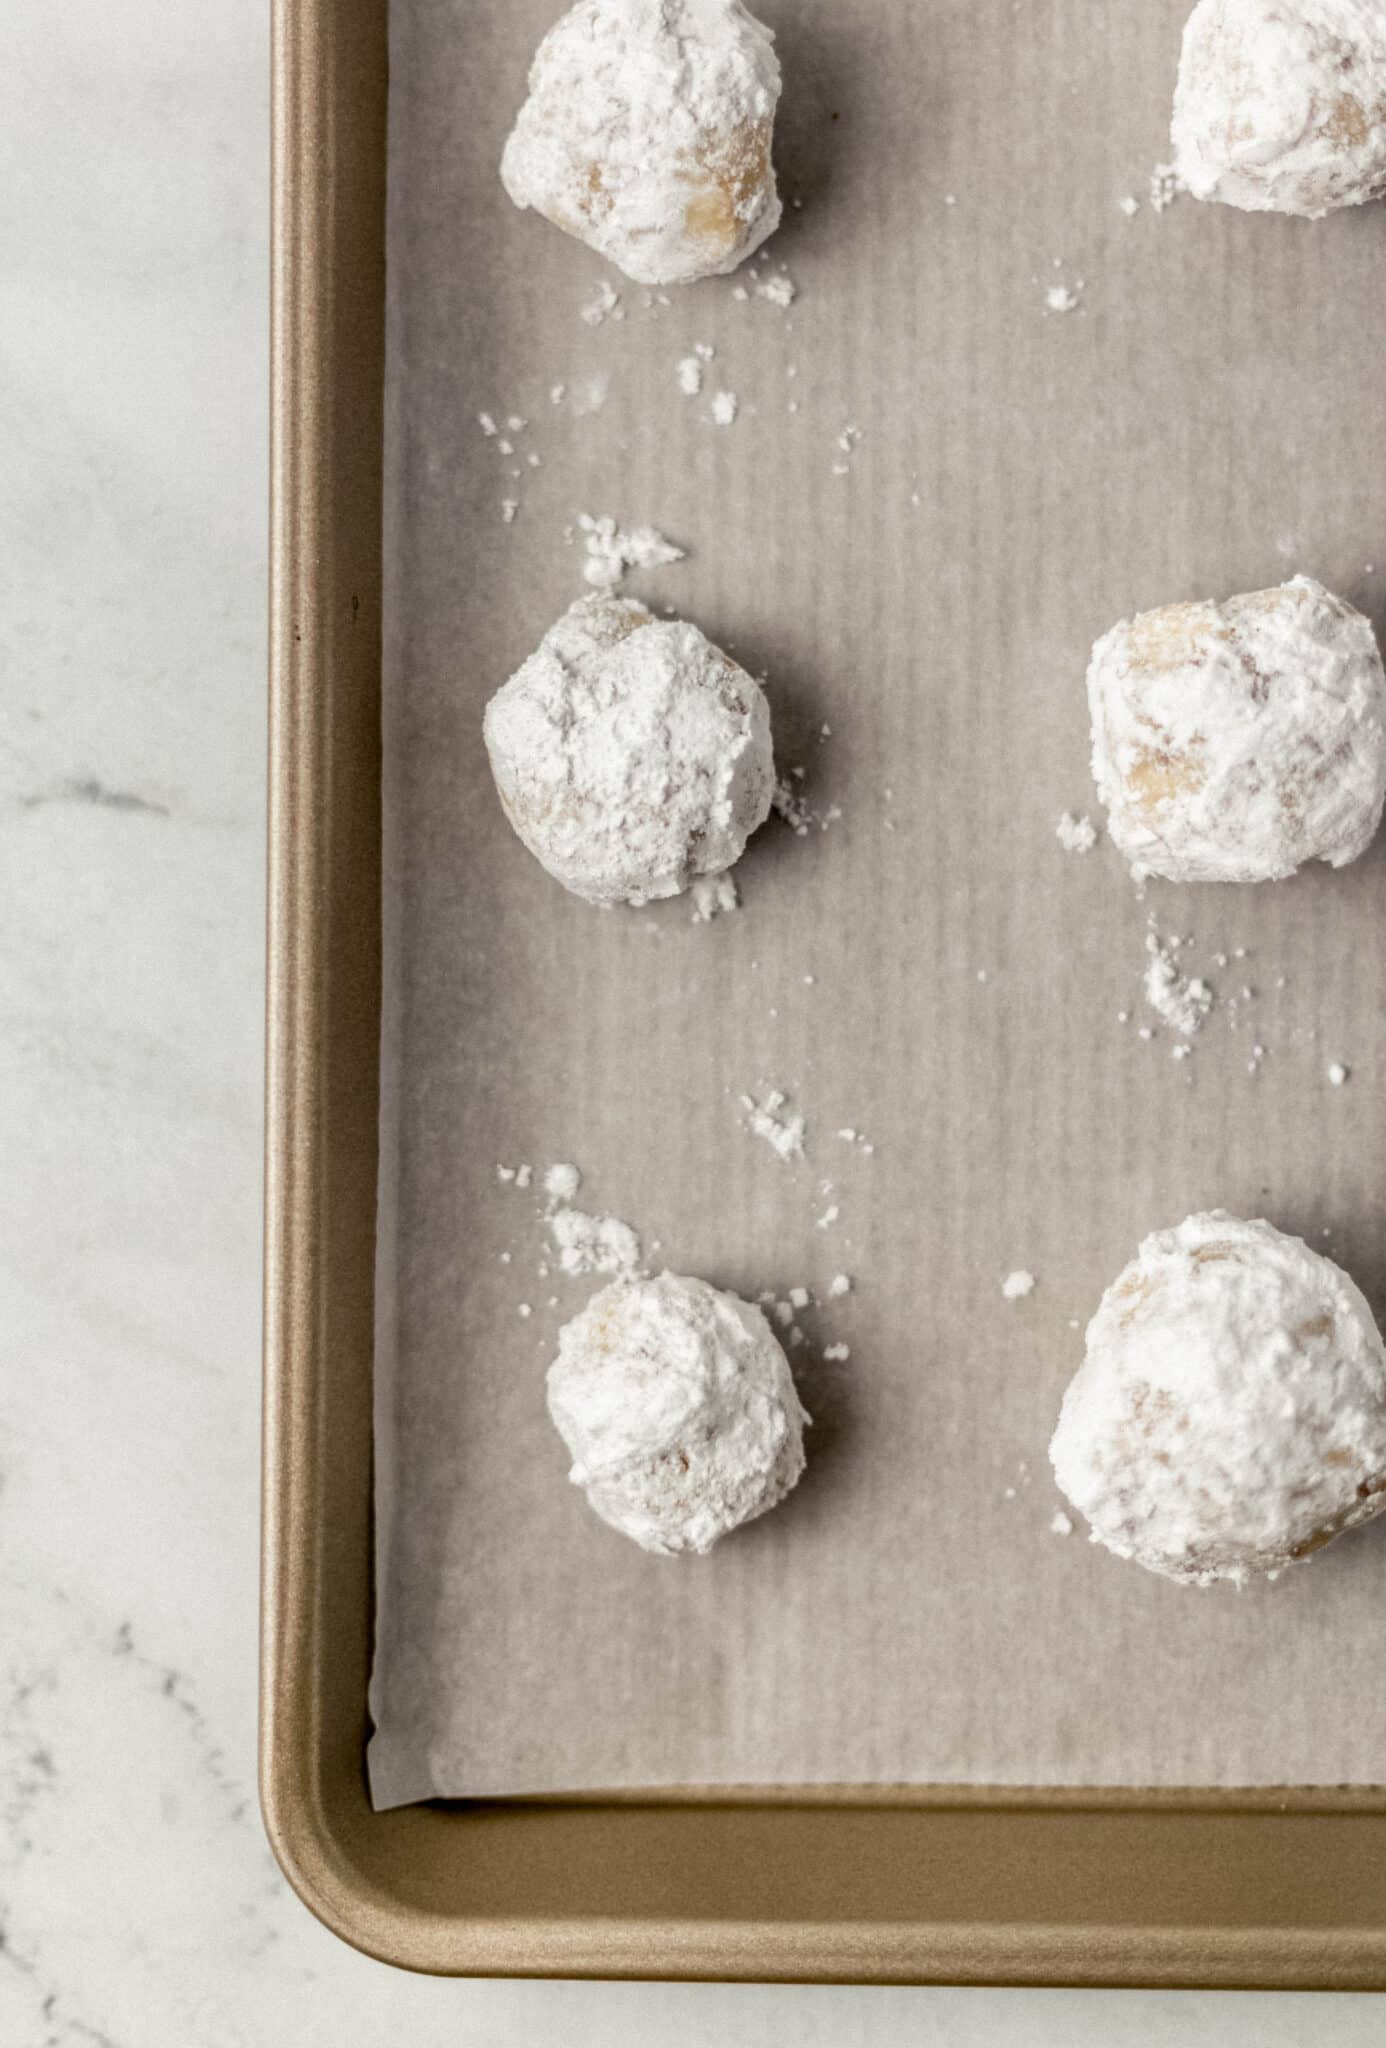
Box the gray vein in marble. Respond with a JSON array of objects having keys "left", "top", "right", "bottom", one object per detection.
[
  {"left": 0, "top": 1914, "right": 127, "bottom": 2048},
  {"left": 19, "top": 777, "right": 169, "bottom": 819},
  {"left": 108, "top": 1619, "right": 255, "bottom": 1835}
]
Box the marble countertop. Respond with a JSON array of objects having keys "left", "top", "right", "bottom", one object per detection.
[{"left": 1, "top": 0, "right": 1382, "bottom": 2039}]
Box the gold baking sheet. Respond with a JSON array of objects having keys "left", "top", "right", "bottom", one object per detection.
[{"left": 262, "top": 0, "right": 1386, "bottom": 1984}]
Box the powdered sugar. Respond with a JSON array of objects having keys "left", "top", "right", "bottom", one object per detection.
[
  {"left": 1172, "top": 0, "right": 1386, "bottom": 218},
  {"left": 1051, "top": 1212, "right": 1386, "bottom": 1585},
  {"left": 690, "top": 872, "right": 739, "bottom": 921},
  {"left": 544, "top": 1162, "right": 583, "bottom": 1204},
  {"left": 741, "top": 1087, "right": 805, "bottom": 1160},
  {"left": 580, "top": 279, "right": 623, "bottom": 326},
  {"left": 501, "top": 0, "right": 783, "bottom": 286},
  {"left": 483, "top": 592, "right": 775, "bottom": 905},
  {"left": 1149, "top": 159, "right": 1186, "bottom": 212},
  {"left": 549, "top": 1205, "right": 644, "bottom": 1277},
  {"left": 579, "top": 513, "right": 686, "bottom": 590},
  {"left": 1002, "top": 1269, "right": 1037, "bottom": 1301},
  {"left": 1143, "top": 930, "right": 1214, "bottom": 1038},
  {"left": 547, "top": 1270, "right": 808, "bottom": 1553},
  {"left": 1056, "top": 811, "right": 1098, "bottom": 854},
  {"left": 1088, "top": 576, "right": 1386, "bottom": 885}
]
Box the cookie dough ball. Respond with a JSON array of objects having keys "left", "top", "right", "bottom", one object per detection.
[
  {"left": 1051, "top": 1213, "right": 1386, "bottom": 1586},
  {"left": 500, "top": 0, "right": 782, "bottom": 286},
  {"left": 484, "top": 592, "right": 775, "bottom": 906},
  {"left": 547, "top": 1271, "right": 809, "bottom": 1554},
  {"left": 1088, "top": 575, "right": 1386, "bottom": 883},
  {"left": 1172, "top": 0, "right": 1386, "bottom": 218}
]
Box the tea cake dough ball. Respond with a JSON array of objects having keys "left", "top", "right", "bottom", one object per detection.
[
  {"left": 547, "top": 1271, "right": 809, "bottom": 1554},
  {"left": 1051, "top": 1212, "right": 1386, "bottom": 1586},
  {"left": 1088, "top": 575, "right": 1386, "bottom": 883},
  {"left": 500, "top": 0, "right": 782, "bottom": 286},
  {"left": 483, "top": 592, "right": 775, "bottom": 906},
  {"left": 1172, "top": 0, "right": 1386, "bottom": 217}
]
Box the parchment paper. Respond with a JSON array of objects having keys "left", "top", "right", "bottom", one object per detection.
[{"left": 370, "top": 0, "right": 1386, "bottom": 1807}]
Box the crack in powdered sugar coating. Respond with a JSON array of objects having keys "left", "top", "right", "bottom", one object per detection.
[
  {"left": 483, "top": 592, "right": 775, "bottom": 906},
  {"left": 1172, "top": 0, "right": 1386, "bottom": 217},
  {"left": 1050, "top": 1212, "right": 1386, "bottom": 1586},
  {"left": 1087, "top": 575, "right": 1386, "bottom": 884},
  {"left": 500, "top": 0, "right": 783, "bottom": 286},
  {"left": 546, "top": 1270, "right": 809, "bottom": 1553}
]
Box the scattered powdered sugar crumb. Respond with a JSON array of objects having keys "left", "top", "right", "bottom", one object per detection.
[
  {"left": 567, "top": 371, "right": 610, "bottom": 417},
  {"left": 549, "top": 383, "right": 566, "bottom": 406},
  {"left": 1050, "top": 1509, "right": 1074, "bottom": 1537},
  {"left": 579, "top": 513, "right": 685, "bottom": 590},
  {"left": 677, "top": 355, "right": 704, "bottom": 396},
  {"left": 741, "top": 1088, "right": 806, "bottom": 1162},
  {"left": 1144, "top": 929, "right": 1213, "bottom": 1038},
  {"left": 710, "top": 389, "right": 738, "bottom": 426},
  {"left": 580, "top": 279, "right": 623, "bottom": 326},
  {"left": 1045, "top": 281, "right": 1083, "bottom": 314},
  {"left": 543, "top": 1162, "right": 582, "bottom": 1204},
  {"left": 757, "top": 271, "right": 796, "bottom": 308},
  {"left": 1149, "top": 160, "right": 1186, "bottom": 213},
  {"left": 1056, "top": 811, "right": 1097, "bottom": 854},
  {"left": 816, "top": 1203, "right": 840, "bottom": 1230},
  {"left": 1002, "top": 1269, "right": 1036, "bottom": 1301},
  {"left": 828, "top": 1273, "right": 852, "bottom": 1298},
  {"left": 690, "top": 873, "right": 739, "bottom": 923},
  {"left": 772, "top": 777, "right": 841, "bottom": 838},
  {"left": 773, "top": 778, "right": 812, "bottom": 835},
  {"left": 835, "top": 1126, "right": 875, "bottom": 1155},
  {"left": 501, "top": 499, "right": 519, "bottom": 525},
  {"left": 1328, "top": 1062, "right": 1350, "bottom": 1087},
  {"left": 549, "top": 1205, "right": 642, "bottom": 1277},
  {"left": 823, "top": 1343, "right": 851, "bottom": 1363},
  {"left": 1118, "top": 194, "right": 1141, "bottom": 217}
]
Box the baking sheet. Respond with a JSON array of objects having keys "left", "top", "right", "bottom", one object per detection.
[{"left": 369, "top": 0, "right": 1386, "bottom": 1807}]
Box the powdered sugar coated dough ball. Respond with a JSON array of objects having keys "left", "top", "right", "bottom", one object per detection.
[
  {"left": 547, "top": 1271, "right": 809, "bottom": 1554},
  {"left": 484, "top": 593, "right": 775, "bottom": 906},
  {"left": 500, "top": 0, "right": 782, "bottom": 286},
  {"left": 1172, "top": 0, "right": 1386, "bottom": 217},
  {"left": 1051, "top": 1213, "right": 1386, "bottom": 1587},
  {"left": 1088, "top": 575, "right": 1386, "bottom": 883}
]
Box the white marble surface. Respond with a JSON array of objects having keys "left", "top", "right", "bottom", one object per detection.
[{"left": 0, "top": 1, "right": 1383, "bottom": 2039}]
